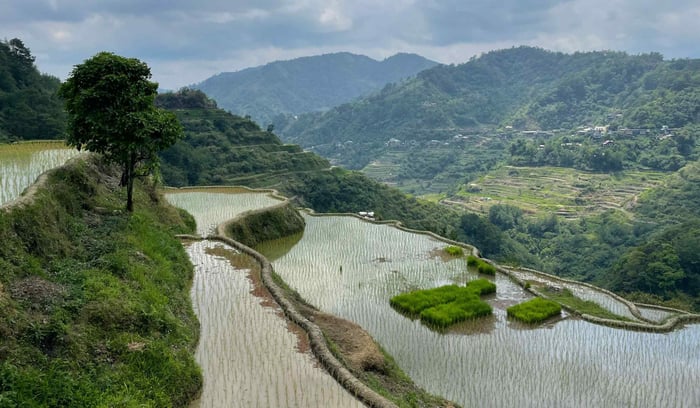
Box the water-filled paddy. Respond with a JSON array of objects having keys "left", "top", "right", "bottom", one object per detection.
[
  {"left": 164, "top": 188, "right": 282, "bottom": 235},
  {"left": 0, "top": 142, "right": 82, "bottom": 205},
  {"left": 257, "top": 214, "right": 700, "bottom": 408},
  {"left": 164, "top": 191, "right": 363, "bottom": 408}
]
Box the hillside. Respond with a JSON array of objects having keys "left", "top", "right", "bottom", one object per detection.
[
  {"left": 277, "top": 47, "right": 700, "bottom": 171},
  {"left": 0, "top": 38, "right": 66, "bottom": 142},
  {"left": 0, "top": 155, "right": 201, "bottom": 405},
  {"left": 192, "top": 52, "right": 438, "bottom": 126},
  {"left": 156, "top": 89, "right": 330, "bottom": 187},
  {"left": 156, "top": 89, "right": 466, "bottom": 240}
]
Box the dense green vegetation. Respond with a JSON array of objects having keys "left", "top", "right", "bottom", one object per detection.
[
  {"left": 156, "top": 90, "right": 463, "bottom": 238},
  {"left": 60, "top": 52, "right": 183, "bottom": 212},
  {"left": 444, "top": 245, "right": 463, "bottom": 256},
  {"left": 390, "top": 280, "right": 495, "bottom": 328},
  {"left": 194, "top": 52, "right": 437, "bottom": 127},
  {"left": 278, "top": 47, "right": 700, "bottom": 172},
  {"left": 156, "top": 89, "right": 329, "bottom": 187},
  {"left": 0, "top": 38, "right": 65, "bottom": 142},
  {"left": 0, "top": 156, "right": 201, "bottom": 406},
  {"left": 224, "top": 202, "right": 305, "bottom": 247},
  {"left": 466, "top": 255, "right": 496, "bottom": 275},
  {"left": 507, "top": 298, "right": 561, "bottom": 324}
]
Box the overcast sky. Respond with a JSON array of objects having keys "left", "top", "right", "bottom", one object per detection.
[{"left": 3, "top": 0, "right": 700, "bottom": 90}]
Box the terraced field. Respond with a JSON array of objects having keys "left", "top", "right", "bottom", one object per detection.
[{"left": 450, "top": 166, "right": 668, "bottom": 218}]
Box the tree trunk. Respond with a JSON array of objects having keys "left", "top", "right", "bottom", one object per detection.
[{"left": 126, "top": 151, "right": 136, "bottom": 212}]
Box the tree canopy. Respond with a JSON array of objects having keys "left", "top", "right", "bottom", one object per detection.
[
  {"left": 0, "top": 38, "right": 65, "bottom": 141},
  {"left": 59, "top": 52, "right": 182, "bottom": 211}
]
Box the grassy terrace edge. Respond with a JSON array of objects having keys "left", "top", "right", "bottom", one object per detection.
[{"left": 0, "top": 155, "right": 202, "bottom": 406}]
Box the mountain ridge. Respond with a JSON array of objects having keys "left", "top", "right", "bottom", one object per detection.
[{"left": 192, "top": 51, "right": 438, "bottom": 126}]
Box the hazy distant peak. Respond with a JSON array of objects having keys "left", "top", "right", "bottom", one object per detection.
[{"left": 193, "top": 51, "right": 438, "bottom": 126}]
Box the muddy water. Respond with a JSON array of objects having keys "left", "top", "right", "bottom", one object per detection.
[
  {"left": 257, "top": 214, "right": 700, "bottom": 408},
  {"left": 0, "top": 142, "right": 82, "bottom": 205},
  {"left": 164, "top": 191, "right": 363, "bottom": 408}
]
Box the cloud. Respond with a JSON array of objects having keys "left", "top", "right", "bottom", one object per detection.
[{"left": 4, "top": 0, "right": 700, "bottom": 89}]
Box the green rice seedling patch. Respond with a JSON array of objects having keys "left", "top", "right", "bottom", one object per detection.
[
  {"left": 444, "top": 245, "right": 464, "bottom": 256},
  {"left": 467, "top": 255, "right": 496, "bottom": 275},
  {"left": 507, "top": 298, "right": 562, "bottom": 324},
  {"left": 390, "top": 279, "right": 495, "bottom": 328}
]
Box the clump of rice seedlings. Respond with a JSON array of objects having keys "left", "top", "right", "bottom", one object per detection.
[
  {"left": 420, "top": 295, "right": 492, "bottom": 327},
  {"left": 466, "top": 278, "right": 496, "bottom": 295},
  {"left": 507, "top": 298, "right": 561, "bottom": 324},
  {"left": 444, "top": 245, "right": 464, "bottom": 256},
  {"left": 477, "top": 262, "right": 496, "bottom": 275},
  {"left": 390, "top": 279, "right": 494, "bottom": 328},
  {"left": 467, "top": 255, "right": 496, "bottom": 275}
]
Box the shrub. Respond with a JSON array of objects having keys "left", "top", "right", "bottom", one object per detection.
[
  {"left": 507, "top": 298, "right": 561, "bottom": 324},
  {"left": 467, "top": 255, "right": 479, "bottom": 266}
]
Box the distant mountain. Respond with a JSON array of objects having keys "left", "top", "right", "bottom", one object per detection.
[
  {"left": 277, "top": 46, "right": 700, "bottom": 169},
  {"left": 192, "top": 52, "right": 438, "bottom": 126}
]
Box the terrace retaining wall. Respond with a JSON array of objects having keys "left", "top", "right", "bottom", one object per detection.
[{"left": 208, "top": 234, "right": 398, "bottom": 408}]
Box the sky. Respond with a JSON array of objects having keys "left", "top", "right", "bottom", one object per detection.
[{"left": 3, "top": 0, "right": 700, "bottom": 90}]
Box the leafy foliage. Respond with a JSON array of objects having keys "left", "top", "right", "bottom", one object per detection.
[
  {"left": 59, "top": 52, "right": 183, "bottom": 212},
  {"left": 0, "top": 38, "right": 66, "bottom": 142}
]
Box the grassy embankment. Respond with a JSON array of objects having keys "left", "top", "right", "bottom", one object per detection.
[{"left": 0, "top": 156, "right": 201, "bottom": 406}]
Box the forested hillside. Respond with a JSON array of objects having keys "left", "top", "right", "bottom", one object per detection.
[
  {"left": 156, "top": 89, "right": 471, "bottom": 241},
  {"left": 0, "top": 38, "right": 65, "bottom": 142},
  {"left": 193, "top": 52, "right": 437, "bottom": 127},
  {"left": 278, "top": 47, "right": 700, "bottom": 170}
]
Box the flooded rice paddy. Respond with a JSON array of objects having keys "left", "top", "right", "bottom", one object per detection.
[
  {"left": 0, "top": 142, "right": 82, "bottom": 205},
  {"left": 164, "top": 190, "right": 363, "bottom": 408},
  {"left": 257, "top": 214, "right": 700, "bottom": 408}
]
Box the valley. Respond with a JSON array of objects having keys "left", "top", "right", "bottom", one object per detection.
[{"left": 2, "top": 39, "right": 700, "bottom": 408}]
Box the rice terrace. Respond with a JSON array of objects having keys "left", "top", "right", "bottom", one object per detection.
[
  {"left": 2, "top": 140, "right": 699, "bottom": 407},
  {"left": 448, "top": 165, "right": 668, "bottom": 219}
]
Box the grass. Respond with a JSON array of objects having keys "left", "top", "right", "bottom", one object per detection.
[
  {"left": 541, "top": 287, "right": 631, "bottom": 321},
  {"left": 444, "top": 245, "right": 464, "bottom": 256},
  {"left": 390, "top": 279, "right": 495, "bottom": 328},
  {"left": 0, "top": 156, "right": 201, "bottom": 407},
  {"left": 507, "top": 298, "right": 562, "bottom": 323},
  {"left": 467, "top": 255, "right": 496, "bottom": 275}
]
